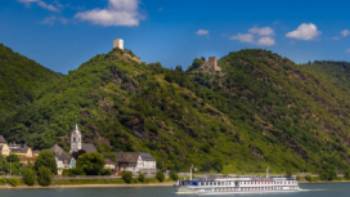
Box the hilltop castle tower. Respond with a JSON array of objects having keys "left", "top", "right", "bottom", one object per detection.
[
  {"left": 201, "top": 56, "right": 221, "bottom": 72},
  {"left": 113, "top": 38, "right": 124, "bottom": 50},
  {"left": 70, "top": 124, "right": 82, "bottom": 153}
]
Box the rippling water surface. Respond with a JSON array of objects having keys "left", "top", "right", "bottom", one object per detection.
[{"left": 0, "top": 183, "right": 349, "bottom": 197}]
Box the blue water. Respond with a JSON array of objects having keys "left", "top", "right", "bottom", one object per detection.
[{"left": 0, "top": 183, "right": 348, "bottom": 196}]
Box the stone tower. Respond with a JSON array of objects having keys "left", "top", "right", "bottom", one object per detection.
[
  {"left": 201, "top": 56, "right": 221, "bottom": 72},
  {"left": 70, "top": 124, "right": 82, "bottom": 153},
  {"left": 113, "top": 38, "right": 124, "bottom": 50}
]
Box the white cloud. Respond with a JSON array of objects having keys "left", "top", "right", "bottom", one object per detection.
[
  {"left": 346, "top": 48, "right": 350, "bottom": 54},
  {"left": 249, "top": 26, "right": 274, "bottom": 36},
  {"left": 230, "top": 33, "right": 254, "bottom": 43},
  {"left": 75, "top": 0, "right": 142, "bottom": 27},
  {"left": 41, "top": 16, "right": 68, "bottom": 25},
  {"left": 286, "top": 23, "right": 320, "bottom": 40},
  {"left": 341, "top": 29, "right": 350, "bottom": 38},
  {"left": 230, "top": 26, "right": 275, "bottom": 47},
  {"left": 257, "top": 36, "right": 275, "bottom": 46},
  {"left": 196, "top": 29, "right": 209, "bottom": 36},
  {"left": 18, "top": 0, "right": 60, "bottom": 12}
]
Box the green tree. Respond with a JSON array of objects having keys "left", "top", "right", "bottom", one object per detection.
[
  {"left": 137, "top": 173, "right": 145, "bottom": 183},
  {"left": 156, "top": 171, "right": 165, "bottom": 182},
  {"left": 0, "top": 156, "right": 9, "bottom": 174},
  {"left": 122, "top": 171, "right": 133, "bottom": 184},
  {"left": 344, "top": 170, "right": 350, "bottom": 180},
  {"left": 170, "top": 171, "right": 178, "bottom": 181},
  {"left": 319, "top": 168, "right": 337, "bottom": 181},
  {"left": 22, "top": 168, "right": 36, "bottom": 186},
  {"left": 34, "top": 150, "right": 57, "bottom": 175},
  {"left": 188, "top": 57, "right": 205, "bottom": 71},
  {"left": 76, "top": 152, "right": 105, "bottom": 175},
  {"left": 6, "top": 154, "right": 20, "bottom": 163},
  {"left": 37, "top": 167, "right": 52, "bottom": 186}
]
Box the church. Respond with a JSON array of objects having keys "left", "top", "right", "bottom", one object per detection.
[
  {"left": 52, "top": 124, "right": 97, "bottom": 175},
  {"left": 52, "top": 124, "right": 157, "bottom": 176},
  {"left": 70, "top": 124, "right": 97, "bottom": 154}
]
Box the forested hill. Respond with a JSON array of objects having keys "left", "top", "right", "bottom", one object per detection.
[
  {"left": 1, "top": 44, "right": 350, "bottom": 175},
  {"left": 0, "top": 44, "right": 62, "bottom": 124}
]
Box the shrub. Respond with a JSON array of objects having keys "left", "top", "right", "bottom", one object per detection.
[
  {"left": 22, "top": 168, "right": 36, "bottom": 186},
  {"left": 37, "top": 167, "right": 52, "bottom": 186},
  {"left": 5, "top": 178, "right": 20, "bottom": 187},
  {"left": 137, "top": 173, "right": 145, "bottom": 183},
  {"left": 122, "top": 171, "right": 133, "bottom": 184},
  {"left": 170, "top": 171, "right": 178, "bottom": 181},
  {"left": 305, "top": 175, "right": 312, "bottom": 182},
  {"left": 156, "top": 171, "right": 165, "bottom": 182}
]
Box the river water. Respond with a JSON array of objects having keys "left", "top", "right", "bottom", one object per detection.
[{"left": 0, "top": 183, "right": 348, "bottom": 197}]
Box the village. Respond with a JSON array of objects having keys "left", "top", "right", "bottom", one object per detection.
[{"left": 0, "top": 124, "right": 157, "bottom": 177}]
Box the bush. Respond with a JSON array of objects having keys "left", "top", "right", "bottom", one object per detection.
[
  {"left": 22, "top": 168, "right": 36, "bottom": 186},
  {"left": 305, "top": 175, "right": 312, "bottom": 182},
  {"left": 5, "top": 178, "right": 20, "bottom": 187},
  {"left": 156, "top": 171, "right": 165, "bottom": 182},
  {"left": 137, "top": 173, "right": 145, "bottom": 183},
  {"left": 37, "top": 167, "right": 52, "bottom": 186},
  {"left": 122, "top": 171, "right": 133, "bottom": 184},
  {"left": 170, "top": 171, "right": 178, "bottom": 181}
]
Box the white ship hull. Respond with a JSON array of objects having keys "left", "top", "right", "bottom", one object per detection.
[{"left": 176, "top": 176, "right": 301, "bottom": 195}]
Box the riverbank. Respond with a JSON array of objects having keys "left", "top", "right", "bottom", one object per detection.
[
  {"left": 0, "top": 176, "right": 176, "bottom": 190},
  {"left": 0, "top": 182, "right": 175, "bottom": 190},
  {"left": 2, "top": 175, "right": 350, "bottom": 190}
]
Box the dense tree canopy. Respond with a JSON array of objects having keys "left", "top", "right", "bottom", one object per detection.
[{"left": 76, "top": 153, "right": 105, "bottom": 175}]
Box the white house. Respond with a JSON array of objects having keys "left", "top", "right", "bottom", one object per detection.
[
  {"left": 116, "top": 152, "right": 156, "bottom": 175},
  {"left": 51, "top": 144, "right": 71, "bottom": 175}
]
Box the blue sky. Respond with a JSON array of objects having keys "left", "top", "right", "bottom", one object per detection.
[{"left": 1, "top": 0, "right": 350, "bottom": 73}]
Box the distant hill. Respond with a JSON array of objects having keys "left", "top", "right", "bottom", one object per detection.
[
  {"left": 1, "top": 45, "right": 350, "bottom": 174},
  {"left": 0, "top": 44, "right": 61, "bottom": 124}
]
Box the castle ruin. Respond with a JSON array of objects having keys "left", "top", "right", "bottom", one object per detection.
[{"left": 201, "top": 56, "right": 221, "bottom": 72}]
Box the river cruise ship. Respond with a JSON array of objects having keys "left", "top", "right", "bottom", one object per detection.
[{"left": 176, "top": 176, "right": 300, "bottom": 195}]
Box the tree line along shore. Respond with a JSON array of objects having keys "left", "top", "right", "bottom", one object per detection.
[{"left": 0, "top": 167, "right": 349, "bottom": 188}]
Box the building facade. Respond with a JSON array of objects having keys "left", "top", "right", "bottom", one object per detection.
[{"left": 116, "top": 152, "right": 157, "bottom": 175}]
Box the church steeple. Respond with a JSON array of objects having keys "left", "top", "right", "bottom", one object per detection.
[{"left": 70, "top": 123, "right": 82, "bottom": 153}]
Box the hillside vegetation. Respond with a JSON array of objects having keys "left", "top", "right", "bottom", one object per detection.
[
  {"left": 0, "top": 44, "right": 61, "bottom": 124},
  {"left": 1, "top": 45, "right": 350, "bottom": 175}
]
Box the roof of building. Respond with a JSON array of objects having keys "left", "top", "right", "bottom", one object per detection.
[
  {"left": 105, "top": 159, "right": 115, "bottom": 165},
  {"left": 0, "top": 135, "right": 7, "bottom": 144},
  {"left": 81, "top": 143, "right": 97, "bottom": 153},
  {"left": 9, "top": 144, "right": 31, "bottom": 153},
  {"left": 116, "top": 152, "right": 155, "bottom": 163},
  {"left": 51, "top": 144, "right": 70, "bottom": 162}
]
